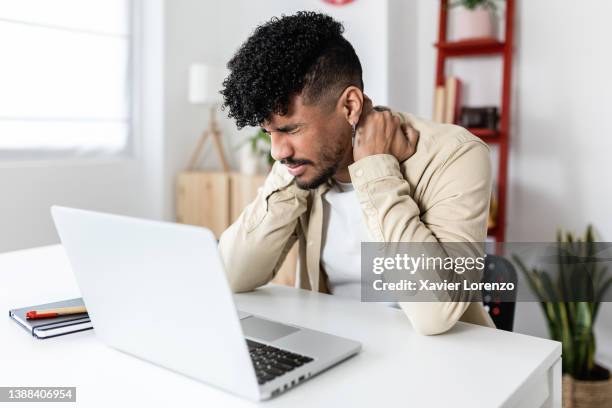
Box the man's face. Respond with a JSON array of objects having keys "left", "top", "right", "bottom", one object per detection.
[{"left": 262, "top": 94, "right": 352, "bottom": 190}]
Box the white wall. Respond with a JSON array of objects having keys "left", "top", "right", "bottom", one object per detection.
[
  {"left": 415, "top": 0, "right": 612, "bottom": 366},
  {"left": 0, "top": 160, "right": 142, "bottom": 252}
]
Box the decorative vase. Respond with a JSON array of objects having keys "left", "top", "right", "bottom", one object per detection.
[
  {"left": 563, "top": 372, "right": 612, "bottom": 408},
  {"left": 238, "top": 143, "right": 259, "bottom": 175},
  {"left": 452, "top": 6, "right": 495, "bottom": 41}
]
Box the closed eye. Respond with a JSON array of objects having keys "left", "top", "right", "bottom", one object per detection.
[{"left": 275, "top": 123, "right": 304, "bottom": 134}]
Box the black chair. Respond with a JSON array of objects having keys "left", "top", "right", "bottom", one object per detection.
[{"left": 481, "top": 255, "right": 517, "bottom": 331}]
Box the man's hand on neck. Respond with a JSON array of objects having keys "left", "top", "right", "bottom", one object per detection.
[{"left": 352, "top": 101, "right": 419, "bottom": 164}]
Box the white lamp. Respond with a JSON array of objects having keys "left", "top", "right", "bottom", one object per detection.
[{"left": 186, "top": 63, "right": 230, "bottom": 171}]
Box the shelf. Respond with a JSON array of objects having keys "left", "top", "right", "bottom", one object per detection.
[
  {"left": 435, "top": 38, "right": 505, "bottom": 57},
  {"left": 436, "top": 0, "right": 514, "bottom": 244},
  {"left": 468, "top": 128, "right": 501, "bottom": 143}
]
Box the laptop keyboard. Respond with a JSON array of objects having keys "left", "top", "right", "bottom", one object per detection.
[{"left": 246, "top": 339, "right": 314, "bottom": 385}]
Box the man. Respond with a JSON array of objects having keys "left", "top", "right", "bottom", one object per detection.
[{"left": 219, "top": 12, "right": 495, "bottom": 335}]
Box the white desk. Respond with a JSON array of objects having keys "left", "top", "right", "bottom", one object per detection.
[{"left": 0, "top": 245, "right": 561, "bottom": 407}]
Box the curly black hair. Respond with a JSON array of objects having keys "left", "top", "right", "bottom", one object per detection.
[{"left": 221, "top": 11, "right": 363, "bottom": 129}]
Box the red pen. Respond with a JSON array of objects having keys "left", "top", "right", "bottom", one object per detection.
[{"left": 26, "top": 306, "right": 87, "bottom": 319}]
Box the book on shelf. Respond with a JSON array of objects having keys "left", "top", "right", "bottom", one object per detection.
[
  {"left": 444, "top": 76, "right": 462, "bottom": 124},
  {"left": 433, "top": 76, "right": 463, "bottom": 124},
  {"left": 488, "top": 189, "right": 498, "bottom": 230},
  {"left": 433, "top": 85, "right": 446, "bottom": 123}
]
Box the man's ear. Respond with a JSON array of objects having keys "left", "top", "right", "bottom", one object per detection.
[{"left": 338, "top": 86, "right": 364, "bottom": 126}]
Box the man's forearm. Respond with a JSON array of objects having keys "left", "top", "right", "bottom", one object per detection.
[
  {"left": 218, "top": 164, "right": 309, "bottom": 292},
  {"left": 349, "top": 141, "right": 492, "bottom": 335}
]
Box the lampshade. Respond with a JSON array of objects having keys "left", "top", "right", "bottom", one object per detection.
[{"left": 188, "top": 63, "right": 226, "bottom": 105}]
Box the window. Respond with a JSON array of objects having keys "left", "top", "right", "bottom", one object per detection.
[{"left": 0, "top": 0, "right": 132, "bottom": 159}]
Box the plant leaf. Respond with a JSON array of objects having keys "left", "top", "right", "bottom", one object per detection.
[{"left": 594, "top": 276, "right": 612, "bottom": 321}]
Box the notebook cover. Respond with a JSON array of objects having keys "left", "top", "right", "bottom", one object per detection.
[{"left": 8, "top": 298, "right": 93, "bottom": 339}]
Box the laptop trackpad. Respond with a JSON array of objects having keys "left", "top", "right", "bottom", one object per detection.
[{"left": 241, "top": 316, "right": 299, "bottom": 342}]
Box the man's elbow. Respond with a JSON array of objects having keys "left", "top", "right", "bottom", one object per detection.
[
  {"left": 227, "top": 276, "right": 253, "bottom": 293},
  {"left": 225, "top": 266, "right": 264, "bottom": 293},
  {"left": 399, "top": 302, "right": 463, "bottom": 336},
  {"left": 225, "top": 262, "right": 274, "bottom": 293}
]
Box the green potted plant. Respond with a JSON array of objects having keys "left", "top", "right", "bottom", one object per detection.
[
  {"left": 449, "top": 0, "right": 504, "bottom": 41},
  {"left": 237, "top": 129, "right": 274, "bottom": 175},
  {"left": 249, "top": 128, "right": 274, "bottom": 167},
  {"left": 513, "top": 226, "right": 612, "bottom": 408}
]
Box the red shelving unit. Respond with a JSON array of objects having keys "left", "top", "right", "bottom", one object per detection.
[
  {"left": 435, "top": 38, "right": 505, "bottom": 57},
  {"left": 434, "top": 0, "right": 515, "bottom": 242},
  {"left": 467, "top": 127, "right": 499, "bottom": 141}
]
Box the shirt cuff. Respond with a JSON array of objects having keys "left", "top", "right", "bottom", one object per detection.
[
  {"left": 263, "top": 161, "right": 309, "bottom": 199},
  {"left": 348, "top": 154, "right": 403, "bottom": 187}
]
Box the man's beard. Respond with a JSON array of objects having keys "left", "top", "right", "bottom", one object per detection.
[
  {"left": 294, "top": 143, "right": 345, "bottom": 190},
  {"left": 295, "top": 161, "right": 339, "bottom": 190}
]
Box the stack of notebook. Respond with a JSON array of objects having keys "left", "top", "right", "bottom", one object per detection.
[{"left": 9, "top": 298, "right": 93, "bottom": 339}]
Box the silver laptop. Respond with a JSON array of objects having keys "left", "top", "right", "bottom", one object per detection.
[{"left": 51, "top": 206, "right": 361, "bottom": 401}]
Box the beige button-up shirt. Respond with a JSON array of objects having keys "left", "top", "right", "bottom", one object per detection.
[{"left": 219, "top": 112, "right": 496, "bottom": 335}]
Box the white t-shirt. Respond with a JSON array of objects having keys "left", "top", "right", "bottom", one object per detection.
[{"left": 320, "top": 180, "right": 372, "bottom": 300}]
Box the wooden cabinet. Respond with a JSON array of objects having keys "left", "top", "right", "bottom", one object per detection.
[
  {"left": 176, "top": 171, "right": 297, "bottom": 285},
  {"left": 176, "top": 171, "right": 231, "bottom": 238}
]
